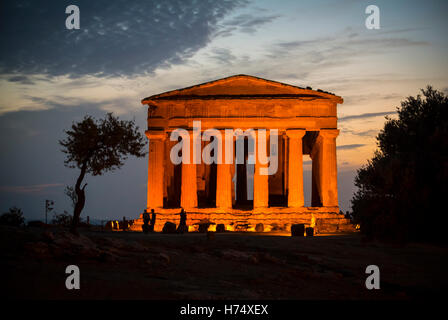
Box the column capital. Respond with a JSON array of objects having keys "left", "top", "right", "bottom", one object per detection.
[
  {"left": 286, "top": 129, "right": 306, "bottom": 138},
  {"left": 319, "top": 129, "right": 339, "bottom": 139},
  {"left": 145, "top": 130, "right": 166, "bottom": 140}
]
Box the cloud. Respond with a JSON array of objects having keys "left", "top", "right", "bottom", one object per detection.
[
  {"left": 223, "top": 13, "right": 280, "bottom": 33},
  {"left": 261, "top": 29, "right": 430, "bottom": 85},
  {"left": 339, "top": 111, "right": 396, "bottom": 122},
  {"left": 375, "top": 27, "right": 429, "bottom": 35},
  {"left": 341, "top": 127, "right": 379, "bottom": 137},
  {"left": 337, "top": 144, "right": 366, "bottom": 150},
  {"left": 271, "top": 35, "right": 429, "bottom": 59},
  {"left": 208, "top": 47, "right": 238, "bottom": 65},
  {"left": 0, "top": 183, "right": 63, "bottom": 194},
  {"left": 342, "top": 93, "right": 403, "bottom": 105},
  {"left": 0, "top": 0, "right": 247, "bottom": 78},
  {"left": 8, "top": 75, "right": 35, "bottom": 85},
  {"left": 216, "top": 13, "right": 281, "bottom": 36},
  {"left": 23, "top": 94, "right": 136, "bottom": 113}
]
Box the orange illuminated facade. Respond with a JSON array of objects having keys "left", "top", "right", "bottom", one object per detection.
[{"left": 132, "top": 75, "right": 353, "bottom": 233}]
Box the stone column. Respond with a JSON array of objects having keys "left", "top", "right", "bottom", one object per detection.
[
  {"left": 286, "top": 129, "right": 306, "bottom": 208},
  {"left": 216, "top": 130, "right": 232, "bottom": 210},
  {"left": 253, "top": 131, "right": 269, "bottom": 209},
  {"left": 181, "top": 133, "right": 198, "bottom": 209},
  {"left": 311, "top": 145, "right": 322, "bottom": 207},
  {"left": 318, "top": 129, "right": 339, "bottom": 207},
  {"left": 216, "top": 164, "right": 232, "bottom": 209},
  {"left": 146, "top": 131, "right": 166, "bottom": 209}
]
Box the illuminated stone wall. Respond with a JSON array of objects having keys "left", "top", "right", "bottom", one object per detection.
[{"left": 133, "top": 75, "right": 352, "bottom": 233}]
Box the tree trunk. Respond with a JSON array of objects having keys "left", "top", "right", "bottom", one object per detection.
[{"left": 70, "top": 162, "right": 88, "bottom": 235}]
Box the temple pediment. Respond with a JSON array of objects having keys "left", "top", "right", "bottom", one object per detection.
[{"left": 142, "top": 74, "right": 343, "bottom": 103}]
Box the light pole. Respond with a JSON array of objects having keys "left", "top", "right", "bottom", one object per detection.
[{"left": 45, "top": 200, "right": 54, "bottom": 224}]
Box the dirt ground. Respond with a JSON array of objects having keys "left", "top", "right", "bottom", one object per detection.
[{"left": 1, "top": 225, "right": 447, "bottom": 300}]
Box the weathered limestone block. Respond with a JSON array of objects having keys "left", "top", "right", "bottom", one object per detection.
[
  {"left": 316, "top": 218, "right": 339, "bottom": 233},
  {"left": 291, "top": 224, "right": 305, "bottom": 237},
  {"left": 176, "top": 224, "right": 188, "bottom": 234},
  {"left": 130, "top": 208, "right": 354, "bottom": 234},
  {"left": 337, "top": 218, "right": 356, "bottom": 232},
  {"left": 305, "top": 227, "right": 314, "bottom": 237},
  {"left": 198, "top": 224, "right": 210, "bottom": 233},
  {"left": 162, "top": 222, "right": 177, "bottom": 234},
  {"left": 104, "top": 221, "right": 113, "bottom": 231}
]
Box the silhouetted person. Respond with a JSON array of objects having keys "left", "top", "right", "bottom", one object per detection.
[
  {"left": 142, "top": 209, "right": 150, "bottom": 234},
  {"left": 177, "top": 208, "right": 188, "bottom": 234},
  {"left": 149, "top": 209, "right": 156, "bottom": 232},
  {"left": 122, "top": 216, "right": 128, "bottom": 230}
]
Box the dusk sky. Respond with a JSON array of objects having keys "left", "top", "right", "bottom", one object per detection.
[{"left": 1, "top": 0, "right": 447, "bottom": 222}]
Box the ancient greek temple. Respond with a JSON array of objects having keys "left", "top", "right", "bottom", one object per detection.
[{"left": 132, "top": 75, "right": 352, "bottom": 233}]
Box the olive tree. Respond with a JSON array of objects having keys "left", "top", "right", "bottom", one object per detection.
[{"left": 59, "top": 113, "right": 146, "bottom": 233}]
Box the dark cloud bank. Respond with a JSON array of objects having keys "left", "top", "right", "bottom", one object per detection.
[{"left": 0, "top": 0, "right": 248, "bottom": 78}]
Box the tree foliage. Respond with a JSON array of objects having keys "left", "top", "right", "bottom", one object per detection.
[
  {"left": 51, "top": 210, "right": 73, "bottom": 227},
  {"left": 351, "top": 86, "right": 448, "bottom": 242},
  {"left": 59, "top": 113, "right": 146, "bottom": 233},
  {"left": 60, "top": 113, "right": 147, "bottom": 175},
  {"left": 0, "top": 207, "right": 25, "bottom": 227},
  {"left": 64, "top": 185, "right": 77, "bottom": 208}
]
